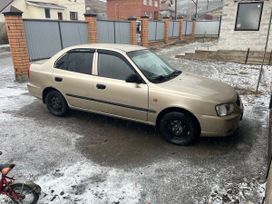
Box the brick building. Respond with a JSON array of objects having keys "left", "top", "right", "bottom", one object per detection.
[{"left": 107, "top": 0, "right": 160, "bottom": 20}]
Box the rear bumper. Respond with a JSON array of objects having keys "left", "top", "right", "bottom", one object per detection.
[
  {"left": 198, "top": 111, "right": 243, "bottom": 137},
  {"left": 27, "top": 83, "right": 42, "bottom": 100}
]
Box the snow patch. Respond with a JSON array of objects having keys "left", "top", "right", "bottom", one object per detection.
[
  {"left": 37, "top": 161, "right": 142, "bottom": 204},
  {"left": 0, "top": 44, "right": 9, "bottom": 48},
  {"left": 0, "top": 87, "right": 28, "bottom": 98},
  {"left": 205, "top": 179, "right": 266, "bottom": 204},
  {"left": 158, "top": 40, "right": 218, "bottom": 56}
]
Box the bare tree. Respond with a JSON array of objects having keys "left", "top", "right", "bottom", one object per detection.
[{"left": 191, "top": 0, "right": 199, "bottom": 18}]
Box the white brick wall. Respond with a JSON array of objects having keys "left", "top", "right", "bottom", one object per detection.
[{"left": 218, "top": 1, "right": 272, "bottom": 51}]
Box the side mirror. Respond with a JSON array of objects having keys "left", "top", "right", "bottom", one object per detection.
[
  {"left": 0, "top": 151, "right": 2, "bottom": 155},
  {"left": 126, "top": 74, "right": 143, "bottom": 84}
]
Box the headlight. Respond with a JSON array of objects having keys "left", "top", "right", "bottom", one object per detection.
[{"left": 215, "top": 103, "right": 234, "bottom": 116}]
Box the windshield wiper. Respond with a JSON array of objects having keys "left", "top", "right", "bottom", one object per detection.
[
  {"left": 169, "top": 70, "right": 182, "bottom": 78},
  {"left": 152, "top": 70, "right": 181, "bottom": 83}
]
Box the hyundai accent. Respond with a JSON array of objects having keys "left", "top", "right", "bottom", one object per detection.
[{"left": 27, "top": 44, "right": 243, "bottom": 145}]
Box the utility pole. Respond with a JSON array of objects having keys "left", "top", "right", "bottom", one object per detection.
[
  {"left": 175, "top": 0, "right": 178, "bottom": 20},
  {"left": 191, "top": 0, "right": 198, "bottom": 18},
  {"left": 256, "top": 8, "right": 272, "bottom": 93},
  {"left": 195, "top": 0, "right": 198, "bottom": 18}
]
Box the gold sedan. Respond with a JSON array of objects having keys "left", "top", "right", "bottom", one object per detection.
[{"left": 27, "top": 44, "right": 243, "bottom": 145}]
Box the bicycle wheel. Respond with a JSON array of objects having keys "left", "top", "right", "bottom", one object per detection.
[{"left": 10, "top": 183, "right": 39, "bottom": 204}]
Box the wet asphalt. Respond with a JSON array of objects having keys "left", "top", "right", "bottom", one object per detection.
[{"left": 0, "top": 48, "right": 269, "bottom": 203}]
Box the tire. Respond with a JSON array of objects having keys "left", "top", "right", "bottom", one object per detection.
[
  {"left": 10, "top": 183, "right": 39, "bottom": 204},
  {"left": 45, "top": 90, "right": 69, "bottom": 116},
  {"left": 159, "top": 111, "right": 199, "bottom": 145}
]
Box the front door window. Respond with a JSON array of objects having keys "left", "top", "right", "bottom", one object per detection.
[{"left": 97, "top": 52, "right": 136, "bottom": 81}]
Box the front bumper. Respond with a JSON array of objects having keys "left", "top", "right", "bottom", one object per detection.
[{"left": 198, "top": 106, "right": 243, "bottom": 137}]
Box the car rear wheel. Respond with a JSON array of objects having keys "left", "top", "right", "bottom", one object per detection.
[
  {"left": 159, "top": 112, "right": 199, "bottom": 145},
  {"left": 45, "top": 90, "right": 69, "bottom": 116}
]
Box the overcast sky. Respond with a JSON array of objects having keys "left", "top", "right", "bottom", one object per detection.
[{"left": 176, "top": 0, "right": 223, "bottom": 16}]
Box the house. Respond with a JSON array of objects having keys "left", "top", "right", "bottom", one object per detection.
[
  {"left": 178, "top": 0, "right": 272, "bottom": 65},
  {"left": 218, "top": 0, "right": 272, "bottom": 52},
  {"left": 160, "top": 0, "right": 175, "bottom": 18},
  {"left": 85, "top": 0, "right": 107, "bottom": 20},
  {"left": 0, "top": 0, "right": 85, "bottom": 22},
  {"left": 107, "top": 0, "right": 160, "bottom": 20}
]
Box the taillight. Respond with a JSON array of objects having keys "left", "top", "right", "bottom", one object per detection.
[{"left": 27, "top": 64, "right": 30, "bottom": 80}]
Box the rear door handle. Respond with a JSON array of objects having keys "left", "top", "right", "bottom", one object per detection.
[
  {"left": 96, "top": 84, "right": 106, "bottom": 89},
  {"left": 55, "top": 77, "right": 63, "bottom": 82}
]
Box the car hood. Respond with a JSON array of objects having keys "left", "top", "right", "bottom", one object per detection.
[{"left": 157, "top": 72, "right": 237, "bottom": 103}]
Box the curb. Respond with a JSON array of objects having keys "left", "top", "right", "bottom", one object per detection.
[{"left": 264, "top": 94, "right": 272, "bottom": 204}]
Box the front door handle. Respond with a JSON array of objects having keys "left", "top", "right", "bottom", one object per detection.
[
  {"left": 96, "top": 84, "right": 106, "bottom": 89},
  {"left": 55, "top": 77, "right": 63, "bottom": 82}
]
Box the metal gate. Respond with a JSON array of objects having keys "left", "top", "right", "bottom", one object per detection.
[
  {"left": 183, "top": 20, "right": 193, "bottom": 36},
  {"left": 24, "top": 19, "right": 88, "bottom": 61},
  {"left": 168, "top": 21, "right": 179, "bottom": 38},
  {"left": 97, "top": 20, "right": 130, "bottom": 44},
  {"left": 195, "top": 20, "right": 220, "bottom": 37},
  {"left": 148, "top": 20, "right": 164, "bottom": 41}
]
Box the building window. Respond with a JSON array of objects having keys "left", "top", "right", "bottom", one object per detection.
[
  {"left": 70, "top": 12, "right": 78, "bottom": 20},
  {"left": 143, "top": 0, "right": 147, "bottom": 5},
  {"left": 154, "top": 1, "right": 158, "bottom": 7},
  {"left": 149, "top": 0, "right": 152, "bottom": 6},
  {"left": 235, "top": 2, "right": 263, "bottom": 31},
  {"left": 58, "top": 12, "right": 63, "bottom": 20},
  {"left": 154, "top": 11, "right": 158, "bottom": 19},
  {"left": 45, "top": 8, "right": 50, "bottom": 18}
]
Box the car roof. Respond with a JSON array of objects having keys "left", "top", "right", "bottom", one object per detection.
[{"left": 67, "top": 43, "right": 146, "bottom": 53}]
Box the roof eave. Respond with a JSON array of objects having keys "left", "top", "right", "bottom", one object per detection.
[{"left": 0, "top": 0, "right": 14, "bottom": 13}]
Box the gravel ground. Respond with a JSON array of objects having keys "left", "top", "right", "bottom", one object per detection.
[{"left": 0, "top": 41, "right": 271, "bottom": 204}]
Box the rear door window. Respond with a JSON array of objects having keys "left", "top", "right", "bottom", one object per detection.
[
  {"left": 55, "top": 50, "right": 94, "bottom": 75},
  {"left": 55, "top": 54, "right": 68, "bottom": 70}
]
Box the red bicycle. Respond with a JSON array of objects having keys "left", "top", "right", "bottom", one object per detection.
[{"left": 0, "top": 151, "right": 40, "bottom": 204}]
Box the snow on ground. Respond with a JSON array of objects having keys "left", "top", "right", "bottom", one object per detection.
[
  {"left": 205, "top": 179, "right": 266, "bottom": 204},
  {"left": 158, "top": 40, "right": 218, "bottom": 56},
  {"left": 0, "top": 44, "right": 9, "bottom": 48},
  {"left": 0, "top": 55, "right": 143, "bottom": 203},
  {"left": 37, "top": 161, "right": 142, "bottom": 204},
  {"left": 157, "top": 42, "right": 272, "bottom": 110},
  {"left": 0, "top": 41, "right": 271, "bottom": 204},
  {"left": 157, "top": 41, "right": 272, "bottom": 204}
]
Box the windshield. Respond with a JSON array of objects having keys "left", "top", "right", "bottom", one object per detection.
[{"left": 128, "top": 49, "right": 181, "bottom": 83}]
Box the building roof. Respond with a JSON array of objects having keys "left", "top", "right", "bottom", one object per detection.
[
  {"left": 0, "top": 0, "right": 13, "bottom": 13},
  {"left": 26, "top": 1, "right": 65, "bottom": 10},
  {"left": 2, "top": 5, "right": 23, "bottom": 15}
]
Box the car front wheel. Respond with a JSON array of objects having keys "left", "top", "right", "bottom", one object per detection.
[
  {"left": 45, "top": 90, "right": 69, "bottom": 116},
  {"left": 159, "top": 112, "right": 199, "bottom": 145}
]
